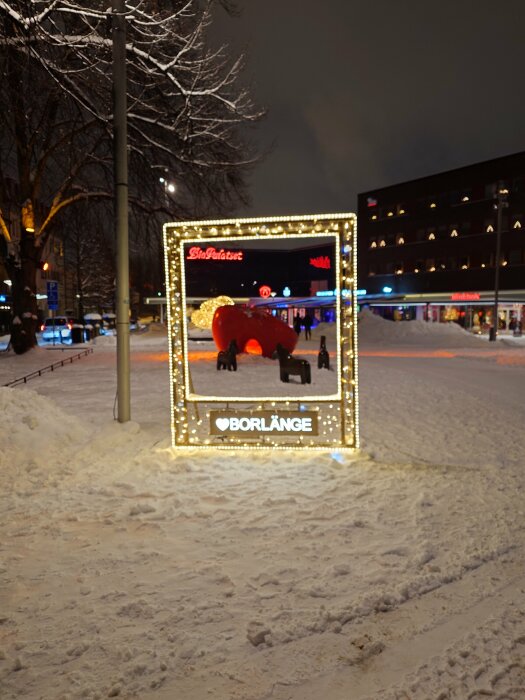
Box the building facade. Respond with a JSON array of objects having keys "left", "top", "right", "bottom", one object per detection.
[{"left": 357, "top": 152, "right": 525, "bottom": 332}]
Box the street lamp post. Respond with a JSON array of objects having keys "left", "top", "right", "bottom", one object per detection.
[
  {"left": 489, "top": 183, "right": 509, "bottom": 342},
  {"left": 112, "top": 0, "right": 130, "bottom": 421}
]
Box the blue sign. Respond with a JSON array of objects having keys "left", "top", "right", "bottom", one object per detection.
[{"left": 46, "top": 281, "right": 59, "bottom": 310}]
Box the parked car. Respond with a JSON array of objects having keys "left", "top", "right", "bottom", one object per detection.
[{"left": 40, "top": 317, "right": 74, "bottom": 343}]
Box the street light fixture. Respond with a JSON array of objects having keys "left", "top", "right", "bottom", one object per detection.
[
  {"left": 489, "top": 183, "right": 509, "bottom": 341},
  {"left": 159, "top": 175, "right": 175, "bottom": 193}
]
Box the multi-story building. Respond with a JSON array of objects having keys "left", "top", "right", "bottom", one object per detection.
[{"left": 357, "top": 152, "right": 525, "bottom": 332}]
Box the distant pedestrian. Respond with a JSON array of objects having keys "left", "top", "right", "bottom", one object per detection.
[
  {"left": 303, "top": 313, "right": 313, "bottom": 340},
  {"left": 293, "top": 314, "right": 302, "bottom": 335}
]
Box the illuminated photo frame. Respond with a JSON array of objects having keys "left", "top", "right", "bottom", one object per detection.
[{"left": 163, "top": 213, "right": 359, "bottom": 451}]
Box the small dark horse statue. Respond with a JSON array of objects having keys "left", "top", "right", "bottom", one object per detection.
[
  {"left": 276, "top": 343, "right": 311, "bottom": 384},
  {"left": 217, "top": 339, "right": 238, "bottom": 371},
  {"left": 317, "top": 335, "right": 330, "bottom": 369}
]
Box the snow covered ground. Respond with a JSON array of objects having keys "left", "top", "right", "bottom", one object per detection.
[{"left": 1, "top": 313, "right": 524, "bottom": 700}]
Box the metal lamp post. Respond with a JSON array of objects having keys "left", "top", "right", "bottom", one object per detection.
[
  {"left": 112, "top": 0, "right": 130, "bottom": 421},
  {"left": 489, "top": 183, "right": 509, "bottom": 342}
]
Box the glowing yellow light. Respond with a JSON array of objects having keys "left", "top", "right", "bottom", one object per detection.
[
  {"left": 430, "top": 202, "right": 436, "bottom": 208},
  {"left": 513, "top": 220, "right": 522, "bottom": 229},
  {"left": 191, "top": 295, "right": 234, "bottom": 329},
  {"left": 462, "top": 195, "right": 469, "bottom": 202},
  {"left": 486, "top": 225, "right": 494, "bottom": 233},
  {"left": 428, "top": 232, "right": 436, "bottom": 240},
  {"left": 22, "top": 200, "right": 35, "bottom": 232}
]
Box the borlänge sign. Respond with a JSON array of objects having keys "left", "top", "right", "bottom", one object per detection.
[{"left": 210, "top": 410, "right": 318, "bottom": 437}]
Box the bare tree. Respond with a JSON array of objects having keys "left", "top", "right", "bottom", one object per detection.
[
  {"left": 60, "top": 203, "right": 116, "bottom": 319},
  {"left": 0, "top": 0, "right": 261, "bottom": 353}
]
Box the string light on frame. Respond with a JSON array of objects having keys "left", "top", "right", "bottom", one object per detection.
[{"left": 163, "top": 213, "right": 359, "bottom": 452}]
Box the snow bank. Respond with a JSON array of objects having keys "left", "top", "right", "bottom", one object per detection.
[
  {"left": 0, "top": 387, "right": 89, "bottom": 493},
  {"left": 358, "top": 308, "right": 485, "bottom": 347}
]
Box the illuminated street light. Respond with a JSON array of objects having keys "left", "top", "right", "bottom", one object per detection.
[
  {"left": 158, "top": 173, "right": 176, "bottom": 203},
  {"left": 489, "top": 183, "right": 509, "bottom": 341}
]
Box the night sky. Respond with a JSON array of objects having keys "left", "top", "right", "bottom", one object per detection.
[{"left": 215, "top": 1, "right": 525, "bottom": 217}]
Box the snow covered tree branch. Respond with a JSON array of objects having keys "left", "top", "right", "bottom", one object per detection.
[{"left": 0, "top": 0, "right": 262, "bottom": 353}]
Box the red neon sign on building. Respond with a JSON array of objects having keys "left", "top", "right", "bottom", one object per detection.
[
  {"left": 450, "top": 292, "right": 480, "bottom": 302},
  {"left": 310, "top": 255, "right": 331, "bottom": 270},
  {"left": 186, "top": 246, "right": 243, "bottom": 262}
]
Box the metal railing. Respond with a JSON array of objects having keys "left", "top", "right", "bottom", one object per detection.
[{"left": 4, "top": 348, "right": 94, "bottom": 387}]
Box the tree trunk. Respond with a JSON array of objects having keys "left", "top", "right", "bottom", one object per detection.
[{"left": 8, "top": 236, "right": 39, "bottom": 354}]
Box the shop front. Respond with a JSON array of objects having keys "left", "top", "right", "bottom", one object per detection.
[{"left": 363, "top": 290, "right": 525, "bottom": 335}]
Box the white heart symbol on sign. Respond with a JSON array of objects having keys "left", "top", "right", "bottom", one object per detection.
[{"left": 215, "top": 418, "right": 230, "bottom": 431}]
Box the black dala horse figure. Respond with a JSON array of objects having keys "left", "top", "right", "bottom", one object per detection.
[
  {"left": 317, "top": 335, "right": 330, "bottom": 369},
  {"left": 275, "top": 343, "right": 311, "bottom": 384},
  {"left": 217, "top": 339, "right": 238, "bottom": 371}
]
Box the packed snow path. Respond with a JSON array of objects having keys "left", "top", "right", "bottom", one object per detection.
[{"left": 0, "top": 316, "right": 524, "bottom": 699}]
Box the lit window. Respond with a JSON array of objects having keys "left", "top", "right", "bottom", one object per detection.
[
  {"left": 428, "top": 232, "right": 436, "bottom": 240},
  {"left": 513, "top": 220, "right": 522, "bottom": 229},
  {"left": 379, "top": 239, "right": 386, "bottom": 247},
  {"left": 397, "top": 236, "right": 405, "bottom": 245},
  {"left": 370, "top": 241, "right": 377, "bottom": 248},
  {"left": 430, "top": 202, "right": 437, "bottom": 209},
  {"left": 486, "top": 224, "right": 494, "bottom": 233},
  {"left": 462, "top": 195, "right": 470, "bottom": 202},
  {"left": 450, "top": 229, "right": 458, "bottom": 237}
]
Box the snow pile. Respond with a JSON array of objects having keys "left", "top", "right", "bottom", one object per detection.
[
  {"left": 358, "top": 308, "right": 485, "bottom": 347},
  {"left": 0, "top": 387, "right": 89, "bottom": 493},
  {"left": 93, "top": 333, "right": 116, "bottom": 346}
]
